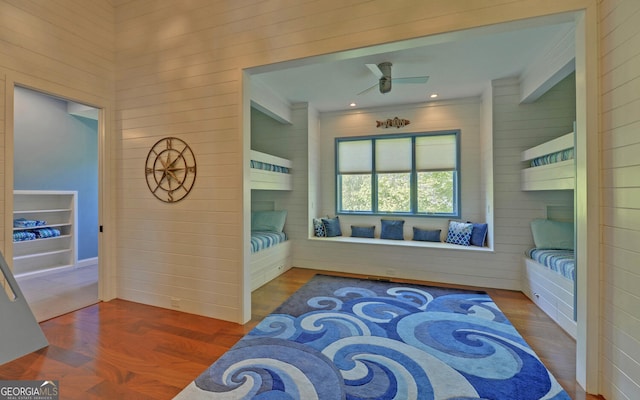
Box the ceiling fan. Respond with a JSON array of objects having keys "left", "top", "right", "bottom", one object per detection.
[{"left": 358, "top": 62, "right": 429, "bottom": 95}]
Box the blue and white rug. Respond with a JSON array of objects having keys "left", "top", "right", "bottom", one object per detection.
[{"left": 175, "top": 275, "right": 570, "bottom": 399}]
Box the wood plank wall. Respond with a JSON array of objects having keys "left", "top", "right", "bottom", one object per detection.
[
  {"left": 492, "top": 75, "right": 575, "bottom": 278},
  {"left": 0, "top": 0, "right": 115, "bottom": 279},
  {"left": 599, "top": 0, "right": 640, "bottom": 398},
  {"left": 112, "top": 0, "right": 594, "bottom": 323},
  {"left": 295, "top": 78, "right": 575, "bottom": 291},
  {"left": 11, "top": 1, "right": 640, "bottom": 398}
]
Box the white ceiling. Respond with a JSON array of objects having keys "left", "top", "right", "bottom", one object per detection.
[{"left": 250, "top": 15, "right": 576, "bottom": 113}]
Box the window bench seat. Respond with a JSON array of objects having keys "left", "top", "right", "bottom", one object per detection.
[{"left": 308, "top": 236, "right": 493, "bottom": 252}]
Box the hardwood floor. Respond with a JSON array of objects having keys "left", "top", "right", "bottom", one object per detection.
[{"left": 0, "top": 267, "right": 603, "bottom": 399}]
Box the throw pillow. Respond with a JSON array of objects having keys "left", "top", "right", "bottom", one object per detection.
[
  {"left": 380, "top": 219, "right": 405, "bottom": 240},
  {"left": 351, "top": 225, "right": 375, "bottom": 238},
  {"left": 251, "top": 210, "right": 287, "bottom": 232},
  {"left": 313, "top": 218, "right": 326, "bottom": 237},
  {"left": 322, "top": 216, "right": 342, "bottom": 237},
  {"left": 412, "top": 227, "right": 441, "bottom": 242},
  {"left": 445, "top": 221, "right": 473, "bottom": 246},
  {"left": 467, "top": 222, "right": 488, "bottom": 247},
  {"left": 530, "top": 219, "right": 574, "bottom": 250}
]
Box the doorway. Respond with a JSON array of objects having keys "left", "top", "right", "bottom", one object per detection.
[{"left": 12, "top": 86, "right": 99, "bottom": 321}]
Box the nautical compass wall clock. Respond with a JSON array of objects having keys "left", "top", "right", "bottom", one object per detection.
[{"left": 145, "top": 137, "right": 197, "bottom": 203}]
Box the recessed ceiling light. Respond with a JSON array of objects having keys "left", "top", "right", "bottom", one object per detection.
[{"left": 430, "top": 93, "right": 438, "bottom": 98}]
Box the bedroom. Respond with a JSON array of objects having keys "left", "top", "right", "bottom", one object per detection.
[
  {"left": 246, "top": 17, "right": 577, "bottom": 328},
  {"left": 4, "top": 0, "right": 629, "bottom": 397},
  {"left": 242, "top": 11, "right": 594, "bottom": 392}
]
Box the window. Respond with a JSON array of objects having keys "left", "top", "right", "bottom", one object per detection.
[{"left": 336, "top": 131, "right": 460, "bottom": 217}]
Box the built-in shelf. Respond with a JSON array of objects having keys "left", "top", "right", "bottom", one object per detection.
[{"left": 13, "top": 190, "right": 78, "bottom": 277}]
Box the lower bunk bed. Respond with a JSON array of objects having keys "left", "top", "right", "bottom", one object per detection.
[
  {"left": 250, "top": 231, "right": 291, "bottom": 291},
  {"left": 250, "top": 210, "right": 292, "bottom": 291},
  {"left": 522, "top": 248, "right": 576, "bottom": 338}
]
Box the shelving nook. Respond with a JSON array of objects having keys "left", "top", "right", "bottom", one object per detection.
[{"left": 13, "top": 190, "right": 78, "bottom": 277}]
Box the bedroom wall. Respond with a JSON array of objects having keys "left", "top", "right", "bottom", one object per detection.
[
  {"left": 14, "top": 0, "right": 640, "bottom": 397},
  {"left": 599, "top": 0, "right": 640, "bottom": 398},
  {"left": 13, "top": 87, "right": 99, "bottom": 261},
  {"left": 297, "top": 78, "right": 574, "bottom": 291},
  {"left": 0, "top": 0, "right": 116, "bottom": 290},
  {"left": 316, "top": 98, "right": 485, "bottom": 239},
  {"left": 112, "top": 0, "right": 597, "bottom": 325}
]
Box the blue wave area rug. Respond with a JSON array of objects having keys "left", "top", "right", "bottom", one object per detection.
[{"left": 175, "top": 274, "right": 571, "bottom": 399}]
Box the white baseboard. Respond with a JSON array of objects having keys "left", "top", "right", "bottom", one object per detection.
[{"left": 77, "top": 257, "right": 98, "bottom": 268}]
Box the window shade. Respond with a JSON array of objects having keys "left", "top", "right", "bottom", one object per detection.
[
  {"left": 338, "top": 140, "right": 372, "bottom": 173},
  {"left": 416, "top": 135, "right": 456, "bottom": 171},
  {"left": 376, "top": 138, "right": 411, "bottom": 172}
]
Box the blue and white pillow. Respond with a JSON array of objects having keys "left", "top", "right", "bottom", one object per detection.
[
  {"left": 445, "top": 221, "right": 473, "bottom": 246},
  {"left": 313, "top": 218, "right": 326, "bottom": 237}
]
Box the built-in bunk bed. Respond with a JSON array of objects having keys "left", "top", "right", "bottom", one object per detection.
[
  {"left": 249, "top": 150, "right": 293, "bottom": 290},
  {"left": 250, "top": 150, "right": 293, "bottom": 191},
  {"left": 520, "top": 127, "right": 576, "bottom": 338}
]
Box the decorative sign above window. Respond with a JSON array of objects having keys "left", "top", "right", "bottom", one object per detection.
[
  {"left": 376, "top": 117, "right": 410, "bottom": 129},
  {"left": 145, "top": 137, "right": 197, "bottom": 203}
]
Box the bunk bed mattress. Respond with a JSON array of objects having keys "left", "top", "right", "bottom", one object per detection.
[
  {"left": 250, "top": 160, "right": 290, "bottom": 174},
  {"left": 529, "top": 148, "right": 574, "bottom": 167},
  {"left": 526, "top": 248, "right": 575, "bottom": 281},
  {"left": 251, "top": 231, "right": 287, "bottom": 253}
]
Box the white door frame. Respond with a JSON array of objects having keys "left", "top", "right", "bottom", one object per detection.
[{"left": 4, "top": 74, "right": 116, "bottom": 302}]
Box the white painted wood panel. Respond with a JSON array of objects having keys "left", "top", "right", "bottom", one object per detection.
[
  {"left": 522, "top": 257, "right": 576, "bottom": 338},
  {"left": 521, "top": 132, "right": 574, "bottom": 160},
  {"left": 599, "top": 0, "right": 640, "bottom": 398},
  {"left": 521, "top": 160, "right": 575, "bottom": 191},
  {"left": 0, "top": 0, "right": 116, "bottom": 302},
  {"left": 251, "top": 241, "right": 292, "bottom": 291}
]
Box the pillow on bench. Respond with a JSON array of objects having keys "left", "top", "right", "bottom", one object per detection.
[
  {"left": 445, "top": 221, "right": 473, "bottom": 246},
  {"left": 381, "top": 219, "right": 404, "bottom": 240},
  {"left": 413, "top": 227, "right": 441, "bottom": 242},
  {"left": 468, "top": 222, "right": 488, "bottom": 247},
  {"left": 351, "top": 225, "right": 375, "bottom": 238},
  {"left": 322, "top": 216, "right": 342, "bottom": 237}
]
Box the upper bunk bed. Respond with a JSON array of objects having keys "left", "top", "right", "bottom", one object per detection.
[
  {"left": 250, "top": 150, "right": 293, "bottom": 191},
  {"left": 521, "top": 128, "right": 575, "bottom": 191}
]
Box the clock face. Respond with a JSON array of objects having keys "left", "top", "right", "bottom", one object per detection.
[{"left": 145, "top": 137, "right": 196, "bottom": 203}]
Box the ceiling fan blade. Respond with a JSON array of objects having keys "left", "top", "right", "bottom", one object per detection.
[
  {"left": 357, "top": 83, "right": 379, "bottom": 95},
  {"left": 365, "top": 63, "right": 383, "bottom": 79},
  {"left": 393, "top": 76, "right": 429, "bottom": 84}
]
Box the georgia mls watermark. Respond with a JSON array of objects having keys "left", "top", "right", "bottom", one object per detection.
[{"left": 0, "top": 380, "right": 58, "bottom": 400}]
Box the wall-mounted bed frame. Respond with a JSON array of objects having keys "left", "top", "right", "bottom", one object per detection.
[
  {"left": 521, "top": 129, "right": 575, "bottom": 191},
  {"left": 250, "top": 150, "right": 293, "bottom": 191},
  {"left": 249, "top": 150, "right": 293, "bottom": 290},
  {"left": 521, "top": 129, "right": 577, "bottom": 338},
  {"left": 522, "top": 250, "right": 576, "bottom": 338}
]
